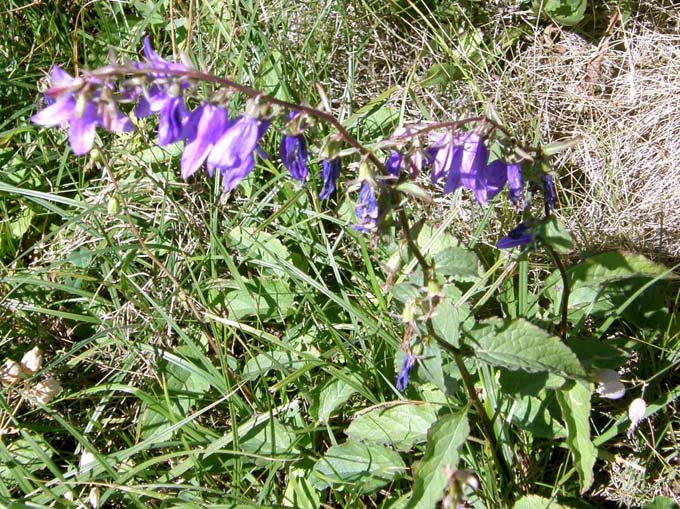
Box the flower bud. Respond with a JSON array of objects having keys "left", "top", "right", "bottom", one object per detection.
[
  {"left": 627, "top": 397, "right": 647, "bottom": 437},
  {"left": 107, "top": 196, "right": 120, "bottom": 215},
  {"left": 1, "top": 359, "right": 22, "bottom": 385},
  {"left": 20, "top": 347, "right": 43, "bottom": 375},
  {"left": 79, "top": 450, "right": 96, "bottom": 472},
  {"left": 29, "top": 376, "right": 62, "bottom": 405}
]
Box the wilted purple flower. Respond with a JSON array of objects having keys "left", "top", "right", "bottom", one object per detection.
[
  {"left": 180, "top": 104, "right": 229, "bottom": 179},
  {"left": 319, "top": 158, "right": 342, "bottom": 200},
  {"left": 396, "top": 354, "right": 416, "bottom": 392},
  {"left": 507, "top": 163, "right": 523, "bottom": 205},
  {"left": 31, "top": 66, "right": 133, "bottom": 155},
  {"left": 497, "top": 223, "right": 533, "bottom": 249},
  {"left": 475, "top": 159, "right": 508, "bottom": 205},
  {"left": 385, "top": 150, "right": 402, "bottom": 176},
  {"left": 207, "top": 115, "right": 269, "bottom": 192},
  {"left": 353, "top": 182, "right": 379, "bottom": 233},
  {"left": 157, "top": 95, "right": 189, "bottom": 146},
  {"left": 279, "top": 115, "right": 308, "bottom": 183},
  {"left": 543, "top": 174, "right": 555, "bottom": 209},
  {"left": 447, "top": 132, "right": 489, "bottom": 194}
]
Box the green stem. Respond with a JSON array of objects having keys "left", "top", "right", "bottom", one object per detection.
[{"left": 544, "top": 243, "right": 570, "bottom": 340}]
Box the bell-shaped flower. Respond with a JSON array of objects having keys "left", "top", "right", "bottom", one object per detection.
[
  {"left": 452, "top": 132, "right": 489, "bottom": 194},
  {"left": 396, "top": 354, "right": 416, "bottom": 392},
  {"left": 497, "top": 223, "right": 533, "bottom": 249},
  {"left": 353, "top": 182, "right": 379, "bottom": 233},
  {"left": 507, "top": 163, "right": 523, "bottom": 205},
  {"left": 180, "top": 104, "right": 229, "bottom": 179},
  {"left": 385, "top": 150, "right": 402, "bottom": 176},
  {"left": 1, "top": 359, "right": 21, "bottom": 385},
  {"left": 319, "top": 158, "right": 342, "bottom": 200},
  {"left": 207, "top": 115, "right": 269, "bottom": 192},
  {"left": 627, "top": 398, "right": 647, "bottom": 437},
  {"left": 428, "top": 131, "right": 456, "bottom": 184},
  {"left": 279, "top": 126, "right": 309, "bottom": 183},
  {"left": 157, "top": 95, "right": 189, "bottom": 146},
  {"left": 20, "top": 347, "right": 43, "bottom": 375},
  {"left": 475, "top": 159, "right": 508, "bottom": 205}
]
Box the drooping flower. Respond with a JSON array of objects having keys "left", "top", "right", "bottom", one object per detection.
[
  {"left": 507, "top": 162, "right": 523, "bottom": 206},
  {"left": 456, "top": 133, "right": 489, "bottom": 192},
  {"left": 142, "top": 36, "right": 194, "bottom": 75},
  {"left": 385, "top": 150, "right": 402, "bottom": 176},
  {"left": 593, "top": 368, "right": 626, "bottom": 400},
  {"left": 279, "top": 113, "right": 309, "bottom": 183},
  {"left": 543, "top": 174, "right": 556, "bottom": 209},
  {"left": 319, "top": 158, "right": 342, "bottom": 200},
  {"left": 180, "top": 104, "right": 229, "bottom": 179},
  {"left": 353, "top": 182, "right": 379, "bottom": 233},
  {"left": 396, "top": 354, "right": 416, "bottom": 392},
  {"left": 627, "top": 397, "right": 647, "bottom": 437},
  {"left": 428, "top": 131, "right": 456, "bottom": 184},
  {"left": 207, "top": 115, "right": 269, "bottom": 192},
  {"left": 157, "top": 95, "right": 189, "bottom": 146},
  {"left": 31, "top": 66, "right": 133, "bottom": 155},
  {"left": 475, "top": 159, "right": 508, "bottom": 205},
  {"left": 497, "top": 223, "right": 533, "bottom": 249},
  {"left": 20, "top": 347, "right": 43, "bottom": 375}
]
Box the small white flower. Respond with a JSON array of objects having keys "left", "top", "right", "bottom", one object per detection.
[
  {"left": 593, "top": 368, "right": 626, "bottom": 400},
  {"left": 20, "top": 347, "right": 43, "bottom": 375},
  {"left": 627, "top": 397, "right": 647, "bottom": 437},
  {"left": 89, "top": 487, "right": 100, "bottom": 508},
  {"left": 28, "top": 376, "right": 62, "bottom": 404},
  {"left": 1, "top": 359, "right": 22, "bottom": 385}
]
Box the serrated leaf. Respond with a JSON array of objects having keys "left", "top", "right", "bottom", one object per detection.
[
  {"left": 431, "top": 246, "right": 483, "bottom": 282},
  {"left": 514, "top": 495, "right": 579, "bottom": 509},
  {"left": 407, "top": 412, "right": 469, "bottom": 509},
  {"left": 314, "top": 377, "right": 360, "bottom": 424},
  {"left": 311, "top": 441, "right": 405, "bottom": 494},
  {"left": 556, "top": 380, "right": 596, "bottom": 493},
  {"left": 467, "top": 318, "right": 586, "bottom": 378},
  {"left": 346, "top": 403, "right": 438, "bottom": 451}
]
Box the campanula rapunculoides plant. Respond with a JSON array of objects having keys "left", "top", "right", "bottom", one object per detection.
[{"left": 29, "top": 35, "right": 663, "bottom": 508}]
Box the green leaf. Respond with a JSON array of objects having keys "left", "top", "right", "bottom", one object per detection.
[
  {"left": 239, "top": 417, "right": 295, "bottom": 462},
  {"left": 227, "top": 226, "right": 291, "bottom": 275},
  {"left": 220, "top": 277, "right": 293, "bottom": 319},
  {"left": 514, "top": 495, "right": 579, "bottom": 509},
  {"left": 420, "top": 63, "right": 464, "bottom": 87},
  {"left": 313, "top": 376, "right": 360, "bottom": 424},
  {"left": 536, "top": 216, "right": 573, "bottom": 254},
  {"left": 542, "top": 137, "right": 584, "bottom": 156},
  {"left": 346, "top": 402, "right": 438, "bottom": 451},
  {"left": 0, "top": 434, "right": 54, "bottom": 483},
  {"left": 642, "top": 497, "right": 680, "bottom": 509},
  {"left": 311, "top": 441, "right": 405, "bottom": 494},
  {"left": 407, "top": 412, "right": 469, "bottom": 509},
  {"left": 283, "top": 468, "right": 321, "bottom": 509},
  {"left": 511, "top": 395, "right": 566, "bottom": 439},
  {"left": 533, "top": 0, "right": 587, "bottom": 26},
  {"left": 396, "top": 182, "right": 433, "bottom": 203},
  {"left": 256, "top": 49, "right": 293, "bottom": 102},
  {"left": 556, "top": 380, "right": 596, "bottom": 493},
  {"left": 467, "top": 318, "right": 586, "bottom": 378},
  {"left": 431, "top": 246, "right": 483, "bottom": 282},
  {"left": 544, "top": 251, "right": 672, "bottom": 330}
]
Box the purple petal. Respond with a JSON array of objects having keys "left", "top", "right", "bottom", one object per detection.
[
  {"left": 507, "top": 163, "right": 523, "bottom": 205},
  {"left": 459, "top": 133, "right": 489, "bottom": 191},
  {"left": 475, "top": 159, "right": 508, "bottom": 205},
  {"left": 69, "top": 101, "right": 99, "bottom": 155},
  {"left": 181, "top": 105, "right": 229, "bottom": 180},
  {"left": 49, "top": 65, "right": 73, "bottom": 84},
  {"left": 158, "top": 96, "right": 188, "bottom": 146},
  {"left": 279, "top": 134, "right": 308, "bottom": 182},
  {"left": 319, "top": 158, "right": 341, "bottom": 200},
  {"left": 385, "top": 151, "right": 402, "bottom": 176},
  {"left": 497, "top": 223, "right": 533, "bottom": 250},
  {"left": 353, "top": 181, "right": 379, "bottom": 233},
  {"left": 220, "top": 152, "right": 256, "bottom": 192},
  {"left": 30, "top": 95, "right": 75, "bottom": 126}
]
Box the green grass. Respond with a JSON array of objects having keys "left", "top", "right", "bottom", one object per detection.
[{"left": 1, "top": 1, "right": 679, "bottom": 508}]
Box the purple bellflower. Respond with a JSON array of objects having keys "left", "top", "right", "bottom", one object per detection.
[
  {"left": 497, "top": 223, "right": 533, "bottom": 249},
  {"left": 543, "top": 175, "right": 555, "bottom": 209},
  {"left": 157, "top": 95, "right": 189, "bottom": 146},
  {"left": 445, "top": 132, "right": 489, "bottom": 195},
  {"left": 206, "top": 115, "right": 269, "bottom": 192},
  {"left": 279, "top": 114, "right": 309, "bottom": 183},
  {"left": 31, "top": 66, "right": 133, "bottom": 155},
  {"left": 475, "top": 159, "right": 508, "bottom": 205},
  {"left": 428, "top": 131, "right": 456, "bottom": 184},
  {"left": 385, "top": 150, "right": 402, "bottom": 176},
  {"left": 353, "top": 182, "right": 379, "bottom": 233},
  {"left": 507, "top": 163, "right": 523, "bottom": 206},
  {"left": 319, "top": 158, "right": 342, "bottom": 200},
  {"left": 396, "top": 354, "right": 416, "bottom": 392},
  {"left": 142, "top": 36, "right": 194, "bottom": 75},
  {"left": 180, "top": 104, "right": 229, "bottom": 180}
]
